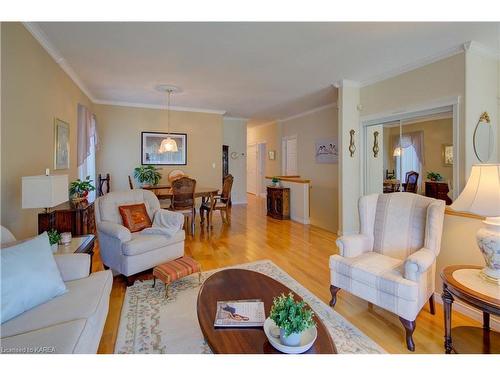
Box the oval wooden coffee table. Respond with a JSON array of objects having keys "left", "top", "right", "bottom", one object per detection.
[{"left": 197, "top": 269, "right": 337, "bottom": 354}]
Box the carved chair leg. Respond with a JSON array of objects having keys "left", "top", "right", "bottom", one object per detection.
[
  {"left": 429, "top": 294, "right": 436, "bottom": 315},
  {"left": 399, "top": 317, "right": 416, "bottom": 351},
  {"left": 329, "top": 285, "right": 341, "bottom": 308}
]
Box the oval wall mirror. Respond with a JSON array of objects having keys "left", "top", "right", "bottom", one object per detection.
[{"left": 473, "top": 112, "right": 493, "bottom": 163}]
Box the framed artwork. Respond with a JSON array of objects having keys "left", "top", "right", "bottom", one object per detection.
[
  {"left": 442, "top": 144, "right": 453, "bottom": 166},
  {"left": 54, "top": 118, "right": 70, "bottom": 170},
  {"left": 268, "top": 150, "right": 276, "bottom": 160},
  {"left": 315, "top": 137, "right": 338, "bottom": 164},
  {"left": 141, "top": 131, "right": 187, "bottom": 165}
]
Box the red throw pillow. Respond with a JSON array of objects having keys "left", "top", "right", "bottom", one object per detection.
[{"left": 118, "top": 203, "right": 152, "bottom": 233}]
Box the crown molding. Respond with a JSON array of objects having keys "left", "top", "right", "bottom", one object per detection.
[
  {"left": 333, "top": 80, "right": 360, "bottom": 88},
  {"left": 223, "top": 116, "right": 249, "bottom": 122},
  {"left": 94, "top": 99, "right": 226, "bottom": 115},
  {"left": 278, "top": 102, "right": 337, "bottom": 123},
  {"left": 463, "top": 40, "right": 500, "bottom": 60},
  {"left": 359, "top": 44, "right": 467, "bottom": 88},
  {"left": 23, "top": 22, "right": 96, "bottom": 102},
  {"left": 22, "top": 22, "right": 227, "bottom": 116}
]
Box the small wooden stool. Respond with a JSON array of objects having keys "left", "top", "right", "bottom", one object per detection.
[{"left": 152, "top": 256, "right": 202, "bottom": 298}]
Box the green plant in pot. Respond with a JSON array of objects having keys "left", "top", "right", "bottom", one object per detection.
[
  {"left": 271, "top": 176, "right": 280, "bottom": 187},
  {"left": 269, "top": 292, "right": 316, "bottom": 347},
  {"left": 134, "top": 165, "right": 162, "bottom": 187},
  {"left": 69, "top": 176, "right": 95, "bottom": 201},
  {"left": 47, "top": 229, "right": 61, "bottom": 253},
  {"left": 426, "top": 171, "right": 443, "bottom": 182}
]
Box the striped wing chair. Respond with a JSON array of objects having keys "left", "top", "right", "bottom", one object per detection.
[{"left": 329, "top": 192, "right": 445, "bottom": 351}]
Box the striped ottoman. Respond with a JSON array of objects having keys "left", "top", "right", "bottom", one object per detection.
[{"left": 152, "top": 256, "right": 202, "bottom": 297}]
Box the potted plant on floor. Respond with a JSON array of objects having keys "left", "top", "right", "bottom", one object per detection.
[
  {"left": 134, "top": 165, "right": 162, "bottom": 187},
  {"left": 47, "top": 229, "right": 61, "bottom": 253},
  {"left": 269, "top": 292, "right": 316, "bottom": 346},
  {"left": 69, "top": 176, "right": 96, "bottom": 202}
]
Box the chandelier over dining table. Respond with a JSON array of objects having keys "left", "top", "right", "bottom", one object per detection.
[{"left": 156, "top": 84, "right": 182, "bottom": 153}]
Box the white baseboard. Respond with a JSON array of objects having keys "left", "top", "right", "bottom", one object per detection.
[
  {"left": 434, "top": 292, "right": 500, "bottom": 331},
  {"left": 291, "top": 215, "right": 310, "bottom": 225}
]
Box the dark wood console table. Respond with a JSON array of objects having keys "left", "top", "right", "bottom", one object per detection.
[
  {"left": 425, "top": 181, "right": 452, "bottom": 205},
  {"left": 38, "top": 198, "right": 96, "bottom": 236},
  {"left": 266, "top": 186, "right": 290, "bottom": 220},
  {"left": 441, "top": 265, "right": 500, "bottom": 354}
]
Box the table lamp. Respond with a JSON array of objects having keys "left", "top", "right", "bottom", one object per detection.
[
  {"left": 450, "top": 164, "right": 500, "bottom": 283},
  {"left": 22, "top": 174, "right": 69, "bottom": 230}
]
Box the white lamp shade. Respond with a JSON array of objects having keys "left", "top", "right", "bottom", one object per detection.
[
  {"left": 158, "top": 137, "right": 178, "bottom": 153},
  {"left": 450, "top": 164, "right": 500, "bottom": 217},
  {"left": 22, "top": 175, "right": 69, "bottom": 209}
]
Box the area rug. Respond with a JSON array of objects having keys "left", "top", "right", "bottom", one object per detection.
[{"left": 114, "top": 260, "right": 385, "bottom": 354}]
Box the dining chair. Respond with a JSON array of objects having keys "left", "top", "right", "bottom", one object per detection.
[
  {"left": 167, "top": 169, "right": 186, "bottom": 184},
  {"left": 97, "top": 173, "right": 110, "bottom": 196},
  {"left": 128, "top": 175, "right": 134, "bottom": 190},
  {"left": 403, "top": 171, "right": 419, "bottom": 193},
  {"left": 169, "top": 176, "right": 197, "bottom": 235},
  {"left": 200, "top": 174, "right": 233, "bottom": 227}
]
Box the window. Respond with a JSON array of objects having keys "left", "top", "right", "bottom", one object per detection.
[{"left": 395, "top": 144, "right": 421, "bottom": 183}]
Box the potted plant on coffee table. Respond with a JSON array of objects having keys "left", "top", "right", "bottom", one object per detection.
[
  {"left": 134, "top": 165, "right": 162, "bottom": 187},
  {"left": 69, "top": 176, "right": 96, "bottom": 202},
  {"left": 269, "top": 292, "right": 316, "bottom": 346}
]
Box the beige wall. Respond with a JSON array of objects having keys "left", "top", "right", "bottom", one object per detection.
[
  {"left": 280, "top": 106, "right": 339, "bottom": 233},
  {"left": 247, "top": 122, "right": 281, "bottom": 177},
  {"left": 384, "top": 118, "right": 453, "bottom": 185},
  {"left": 95, "top": 104, "right": 223, "bottom": 193},
  {"left": 361, "top": 53, "right": 466, "bottom": 188},
  {"left": 223, "top": 117, "right": 247, "bottom": 204},
  {"left": 1, "top": 23, "right": 93, "bottom": 238}
]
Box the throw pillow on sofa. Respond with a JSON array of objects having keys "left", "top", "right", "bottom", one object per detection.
[{"left": 1, "top": 232, "right": 67, "bottom": 324}]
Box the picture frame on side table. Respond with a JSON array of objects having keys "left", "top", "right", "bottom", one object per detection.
[
  {"left": 141, "top": 131, "right": 187, "bottom": 165},
  {"left": 54, "top": 118, "right": 70, "bottom": 170}
]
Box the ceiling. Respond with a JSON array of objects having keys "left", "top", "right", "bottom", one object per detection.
[{"left": 31, "top": 22, "right": 499, "bottom": 120}]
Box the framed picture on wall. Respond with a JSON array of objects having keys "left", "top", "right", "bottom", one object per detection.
[
  {"left": 442, "top": 144, "right": 453, "bottom": 166},
  {"left": 315, "top": 137, "right": 338, "bottom": 164},
  {"left": 54, "top": 118, "right": 70, "bottom": 170},
  {"left": 268, "top": 150, "right": 276, "bottom": 160},
  {"left": 141, "top": 131, "right": 187, "bottom": 165}
]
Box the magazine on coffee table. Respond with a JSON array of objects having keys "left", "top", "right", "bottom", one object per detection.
[{"left": 214, "top": 299, "right": 266, "bottom": 327}]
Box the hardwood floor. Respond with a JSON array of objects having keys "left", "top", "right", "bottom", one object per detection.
[{"left": 95, "top": 194, "right": 479, "bottom": 354}]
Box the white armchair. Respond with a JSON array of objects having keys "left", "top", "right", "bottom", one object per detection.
[
  {"left": 95, "top": 189, "right": 185, "bottom": 284},
  {"left": 329, "top": 192, "right": 445, "bottom": 351}
]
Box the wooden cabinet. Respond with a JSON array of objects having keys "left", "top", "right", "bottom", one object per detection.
[
  {"left": 38, "top": 198, "right": 96, "bottom": 235},
  {"left": 425, "top": 181, "right": 452, "bottom": 205},
  {"left": 266, "top": 186, "right": 290, "bottom": 220}
]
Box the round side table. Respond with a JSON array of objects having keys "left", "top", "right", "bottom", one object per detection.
[{"left": 441, "top": 265, "right": 500, "bottom": 354}]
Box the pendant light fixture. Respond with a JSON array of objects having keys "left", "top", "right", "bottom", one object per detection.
[{"left": 156, "top": 84, "right": 182, "bottom": 153}]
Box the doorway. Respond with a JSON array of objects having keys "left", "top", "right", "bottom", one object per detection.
[{"left": 246, "top": 142, "right": 267, "bottom": 196}]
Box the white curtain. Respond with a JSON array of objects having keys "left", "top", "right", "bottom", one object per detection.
[
  {"left": 392, "top": 131, "right": 424, "bottom": 190},
  {"left": 77, "top": 104, "right": 99, "bottom": 201}
]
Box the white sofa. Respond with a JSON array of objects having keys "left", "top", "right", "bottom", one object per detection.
[
  {"left": 329, "top": 192, "right": 445, "bottom": 351},
  {"left": 0, "top": 227, "right": 112, "bottom": 354},
  {"left": 95, "top": 189, "right": 185, "bottom": 284}
]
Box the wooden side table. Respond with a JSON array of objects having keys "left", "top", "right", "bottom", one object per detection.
[
  {"left": 55, "top": 234, "right": 95, "bottom": 273},
  {"left": 441, "top": 265, "right": 500, "bottom": 354}
]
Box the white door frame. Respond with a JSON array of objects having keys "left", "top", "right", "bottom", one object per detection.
[
  {"left": 360, "top": 96, "right": 461, "bottom": 200},
  {"left": 247, "top": 141, "right": 267, "bottom": 197},
  {"left": 281, "top": 134, "right": 298, "bottom": 176}
]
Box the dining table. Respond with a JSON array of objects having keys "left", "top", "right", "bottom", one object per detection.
[{"left": 142, "top": 185, "right": 220, "bottom": 226}]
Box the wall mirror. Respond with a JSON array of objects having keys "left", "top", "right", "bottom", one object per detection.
[{"left": 473, "top": 112, "right": 493, "bottom": 163}]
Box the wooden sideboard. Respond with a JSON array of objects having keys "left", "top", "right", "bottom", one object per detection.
[
  {"left": 266, "top": 186, "right": 290, "bottom": 220},
  {"left": 38, "top": 198, "right": 96, "bottom": 235},
  {"left": 425, "top": 181, "right": 452, "bottom": 205}
]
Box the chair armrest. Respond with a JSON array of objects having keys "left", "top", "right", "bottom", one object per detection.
[
  {"left": 97, "top": 221, "right": 132, "bottom": 242},
  {"left": 404, "top": 248, "right": 436, "bottom": 282},
  {"left": 54, "top": 253, "right": 90, "bottom": 282},
  {"left": 336, "top": 234, "right": 372, "bottom": 258},
  {"left": 153, "top": 209, "right": 185, "bottom": 230}
]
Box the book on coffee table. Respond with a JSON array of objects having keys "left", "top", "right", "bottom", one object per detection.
[{"left": 214, "top": 299, "right": 265, "bottom": 327}]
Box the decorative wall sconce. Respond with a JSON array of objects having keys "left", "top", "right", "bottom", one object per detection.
[
  {"left": 372, "top": 131, "right": 379, "bottom": 158},
  {"left": 349, "top": 129, "right": 356, "bottom": 157}
]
